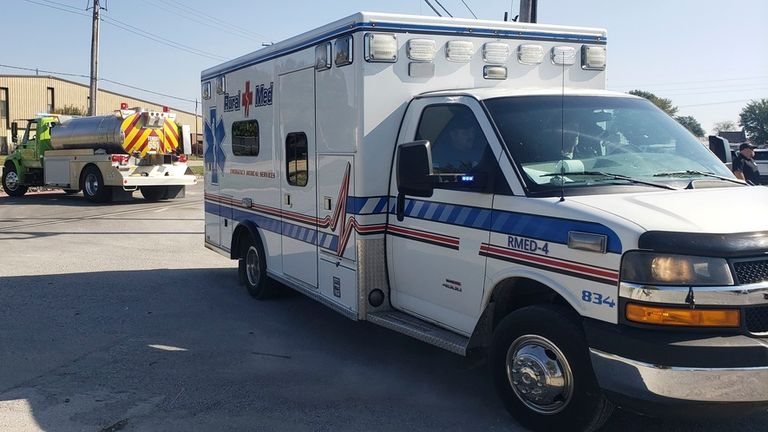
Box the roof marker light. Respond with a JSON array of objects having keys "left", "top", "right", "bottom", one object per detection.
[
  {"left": 483, "top": 42, "right": 509, "bottom": 65},
  {"left": 517, "top": 44, "right": 544, "bottom": 65},
  {"left": 365, "top": 33, "right": 398, "bottom": 63},
  {"left": 407, "top": 39, "right": 437, "bottom": 62},
  {"left": 483, "top": 65, "right": 507, "bottom": 80},
  {"left": 446, "top": 40, "right": 474, "bottom": 63},
  {"left": 551, "top": 46, "right": 576, "bottom": 65},
  {"left": 581, "top": 45, "right": 606, "bottom": 70}
]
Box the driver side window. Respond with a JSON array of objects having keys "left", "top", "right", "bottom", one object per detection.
[{"left": 415, "top": 104, "right": 493, "bottom": 175}]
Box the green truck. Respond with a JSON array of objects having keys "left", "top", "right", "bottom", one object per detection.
[{"left": 2, "top": 108, "right": 196, "bottom": 202}]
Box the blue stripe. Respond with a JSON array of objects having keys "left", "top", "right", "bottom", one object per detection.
[
  {"left": 346, "top": 195, "right": 390, "bottom": 215},
  {"left": 202, "top": 21, "right": 606, "bottom": 80},
  {"left": 206, "top": 203, "right": 339, "bottom": 249},
  {"left": 396, "top": 197, "right": 621, "bottom": 253}
]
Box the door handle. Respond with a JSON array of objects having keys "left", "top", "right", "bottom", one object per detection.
[
  {"left": 284, "top": 193, "right": 292, "bottom": 207},
  {"left": 396, "top": 193, "right": 405, "bottom": 222}
]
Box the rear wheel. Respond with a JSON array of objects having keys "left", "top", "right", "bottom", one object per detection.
[
  {"left": 490, "top": 305, "right": 613, "bottom": 432},
  {"left": 238, "top": 233, "right": 275, "bottom": 299},
  {"left": 81, "top": 166, "right": 110, "bottom": 203},
  {"left": 2, "top": 163, "right": 28, "bottom": 197},
  {"left": 140, "top": 186, "right": 169, "bottom": 201}
]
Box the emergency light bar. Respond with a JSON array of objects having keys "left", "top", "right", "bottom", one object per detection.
[
  {"left": 551, "top": 46, "right": 576, "bottom": 65},
  {"left": 446, "top": 40, "right": 474, "bottom": 62},
  {"left": 517, "top": 44, "right": 544, "bottom": 65},
  {"left": 582, "top": 45, "right": 606, "bottom": 70},
  {"left": 407, "top": 39, "right": 437, "bottom": 62},
  {"left": 483, "top": 42, "right": 510, "bottom": 65},
  {"left": 365, "top": 33, "right": 397, "bottom": 62}
]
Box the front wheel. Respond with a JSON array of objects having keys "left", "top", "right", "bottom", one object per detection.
[
  {"left": 490, "top": 305, "right": 613, "bottom": 432},
  {"left": 2, "top": 164, "right": 28, "bottom": 197}
]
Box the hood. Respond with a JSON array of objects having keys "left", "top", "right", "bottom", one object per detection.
[{"left": 567, "top": 186, "right": 768, "bottom": 233}]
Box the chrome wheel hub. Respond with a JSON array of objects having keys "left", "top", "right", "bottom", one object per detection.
[
  {"left": 5, "top": 171, "right": 19, "bottom": 191},
  {"left": 506, "top": 335, "right": 574, "bottom": 414},
  {"left": 85, "top": 173, "right": 99, "bottom": 196},
  {"left": 246, "top": 246, "right": 261, "bottom": 286}
]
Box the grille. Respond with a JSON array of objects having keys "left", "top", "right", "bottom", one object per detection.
[
  {"left": 745, "top": 305, "right": 768, "bottom": 334},
  {"left": 732, "top": 259, "right": 768, "bottom": 285}
]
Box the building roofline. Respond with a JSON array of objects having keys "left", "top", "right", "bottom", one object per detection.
[{"left": 0, "top": 74, "right": 199, "bottom": 117}]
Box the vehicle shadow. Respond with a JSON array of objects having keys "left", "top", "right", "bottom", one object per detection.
[{"left": 0, "top": 269, "right": 764, "bottom": 431}]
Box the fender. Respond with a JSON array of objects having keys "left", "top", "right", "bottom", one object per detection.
[
  {"left": 230, "top": 219, "right": 264, "bottom": 260},
  {"left": 4, "top": 157, "right": 26, "bottom": 184},
  {"left": 482, "top": 266, "right": 590, "bottom": 319}
]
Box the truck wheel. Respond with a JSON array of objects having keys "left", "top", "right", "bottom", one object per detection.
[
  {"left": 2, "top": 164, "right": 28, "bottom": 197},
  {"left": 490, "top": 305, "right": 613, "bottom": 432},
  {"left": 140, "top": 186, "right": 169, "bottom": 201},
  {"left": 81, "top": 166, "right": 110, "bottom": 203},
  {"left": 238, "top": 234, "right": 275, "bottom": 299}
]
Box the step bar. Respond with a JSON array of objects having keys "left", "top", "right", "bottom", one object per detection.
[{"left": 367, "top": 310, "right": 469, "bottom": 355}]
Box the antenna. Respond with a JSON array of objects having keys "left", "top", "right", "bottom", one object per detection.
[{"left": 559, "top": 55, "right": 566, "bottom": 202}]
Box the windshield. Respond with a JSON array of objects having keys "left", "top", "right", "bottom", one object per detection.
[{"left": 484, "top": 95, "right": 735, "bottom": 193}]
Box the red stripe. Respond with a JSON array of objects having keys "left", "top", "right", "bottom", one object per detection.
[
  {"left": 388, "top": 225, "right": 459, "bottom": 245},
  {"left": 125, "top": 130, "right": 147, "bottom": 152},
  {"left": 166, "top": 119, "right": 179, "bottom": 141},
  {"left": 482, "top": 244, "right": 618, "bottom": 280},
  {"left": 123, "top": 114, "right": 142, "bottom": 136}
]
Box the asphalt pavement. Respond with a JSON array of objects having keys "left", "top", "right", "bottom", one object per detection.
[{"left": 0, "top": 184, "right": 765, "bottom": 431}]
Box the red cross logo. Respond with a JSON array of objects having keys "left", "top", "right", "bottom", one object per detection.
[{"left": 242, "top": 81, "right": 253, "bottom": 117}]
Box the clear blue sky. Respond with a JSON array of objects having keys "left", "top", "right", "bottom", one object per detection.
[{"left": 2, "top": 0, "right": 766, "bottom": 132}]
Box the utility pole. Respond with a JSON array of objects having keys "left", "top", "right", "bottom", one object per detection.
[
  {"left": 88, "top": 0, "right": 102, "bottom": 116},
  {"left": 519, "top": 0, "right": 538, "bottom": 23}
]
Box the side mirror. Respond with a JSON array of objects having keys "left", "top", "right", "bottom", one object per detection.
[
  {"left": 396, "top": 140, "right": 434, "bottom": 197},
  {"left": 708, "top": 135, "right": 731, "bottom": 164},
  {"left": 11, "top": 122, "right": 17, "bottom": 143}
]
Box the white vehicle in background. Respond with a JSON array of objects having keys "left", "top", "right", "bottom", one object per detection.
[{"left": 202, "top": 12, "right": 768, "bottom": 431}]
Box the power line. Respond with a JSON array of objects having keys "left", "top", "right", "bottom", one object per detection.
[
  {"left": 138, "top": 0, "right": 265, "bottom": 43},
  {"left": 23, "top": 0, "right": 226, "bottom": 61},
  {"left": 100, "top": 15, "right": 226, "bottom": 61},
  {"left": 433, "top": 0, "right": 454, "bottom": 17},
  {"left": 0, "top": 63, "right": 198, "bottom": 105},
  {"left": 160, "top": 0, "right": 271, "bottom": 41},
  {"left": 459, "top": 0, "right": 478, "bottom": 18}
]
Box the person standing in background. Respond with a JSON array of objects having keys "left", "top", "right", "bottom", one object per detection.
[{"left": 733, "top": 142, "right": 761, "bottom": 185}]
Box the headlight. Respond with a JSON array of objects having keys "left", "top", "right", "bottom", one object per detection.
[{"left": 621, "top": 251, "right": 733, "bottom": 286}]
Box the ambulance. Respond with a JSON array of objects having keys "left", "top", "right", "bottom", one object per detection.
[{"left": 202, "top": 12, "right": 768, "bottom": 431}]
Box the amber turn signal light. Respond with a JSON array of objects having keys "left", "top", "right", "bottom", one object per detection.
[{"left": 626, "top": 303, "right": 740, "bottom": 328}]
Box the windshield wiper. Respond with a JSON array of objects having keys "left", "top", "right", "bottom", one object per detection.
[
  {"left": 543, "top": 171, "right": 677, "bottom": 190},
  {"left": 653, "top": 170, "right": 745, "bottom": 186}
]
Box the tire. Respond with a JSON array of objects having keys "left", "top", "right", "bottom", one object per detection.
[
  {"left": 2, "top": 163, "right": 28, "bottom": 197},
  {"left": 237, "top": 233, "right": 275, "bottom": 299},
  {"left": 140, "top": 186, "right": 169, "bottom": 201},
  {"left": 490, "top": 305, "right": 613, "bottom": 432}
]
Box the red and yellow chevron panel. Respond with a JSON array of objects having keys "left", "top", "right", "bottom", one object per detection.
[{"left": 119, "top": 113, "right": 180, "bottom": 157}]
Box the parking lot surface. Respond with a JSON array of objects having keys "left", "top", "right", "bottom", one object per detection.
[{"left": 1, "top": 184, "right": 765, "bottom": 431}]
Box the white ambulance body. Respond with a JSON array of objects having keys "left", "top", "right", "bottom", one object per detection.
[{"left": 202, "top": 12, "right": 768, "bottom": 431}]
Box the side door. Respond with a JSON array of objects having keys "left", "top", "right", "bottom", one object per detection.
[
  {"left": 387, "top": 96, "right": 505, "bottom": 335},
  {"left": 278, "top": 68, "right": 318, "bottom": 287}
]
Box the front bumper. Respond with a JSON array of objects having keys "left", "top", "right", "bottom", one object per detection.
[
  {"left": 585, "top": 320, "right": 768, "bottom": 416},
  {"left": 591, "top": 348, "right": 768, "bottom": 403}
]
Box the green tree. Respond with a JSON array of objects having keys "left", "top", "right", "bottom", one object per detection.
[
  {"left": 740, "top": 99, "right": 768, "bottom": 145},
  {"left": 713, "top": 120, "right": 737, "bottom": 135},
  {"left": 629, "top": 90, "right": 678, "bottom": 117},
  {"left": 675, "top": 115, "right": 705, "bottom": 137},
  {"left": 52, "top": 104, "right": 86, "bottom": 116}
]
